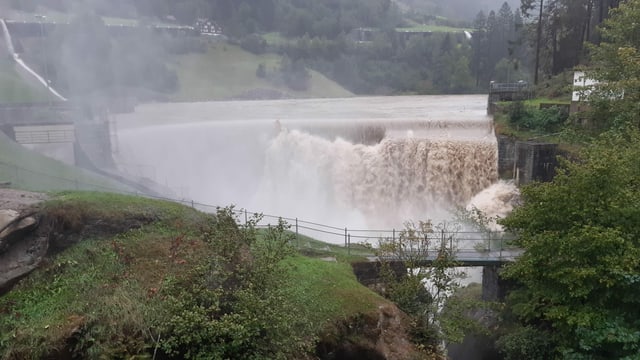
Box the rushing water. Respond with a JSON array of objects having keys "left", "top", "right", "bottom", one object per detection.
[{"left": 114, "top": 95, "right": 517, "bottom": 241}]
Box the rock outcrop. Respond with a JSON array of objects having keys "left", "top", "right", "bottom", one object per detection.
[{"left": 0, "top": 208, "right": 47, "bottom": 291}]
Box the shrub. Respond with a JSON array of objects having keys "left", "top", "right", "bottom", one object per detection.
[
  {"left": 154, "top": 209, "right": 314, "bottom": 359},
  {"left": 507, "top": 101, "right": 568, "bottom": 132},
  {"left": 496, "top": 326, "right": 554, "bottom": 360}
]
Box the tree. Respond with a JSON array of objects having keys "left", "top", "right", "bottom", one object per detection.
[
  {"left": 588, "top": 0, "right": 640, "bottom": 130},
  {"left": 521, "top": 0, "right": 545, "bottom": 83},
  {"left": 499, "top": 129, "right": 640, "bottom": 358},
  {"left": 378, "top": 221, "right": 474, "bottom": 350}
]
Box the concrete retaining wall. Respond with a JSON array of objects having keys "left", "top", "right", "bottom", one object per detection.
[{"left": 498, "top": 136, "right": 558, "bottom": 185}]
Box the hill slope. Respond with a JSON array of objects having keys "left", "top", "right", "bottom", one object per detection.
[
  {"left": 0, "top": 60, "right": 52, "bottom": 104},
  {"left": 170, "top": 43, "right": 353, "bottom": 102},
  {"left": 0, "top": 192, "right": 425, "bottom": 359}
]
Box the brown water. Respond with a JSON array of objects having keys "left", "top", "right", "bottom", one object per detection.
[{"left": 114, "top": 95, "right": 515, "bottom": 234}]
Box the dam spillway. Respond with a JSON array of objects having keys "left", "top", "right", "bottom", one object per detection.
[{"left": 114, "top": 95, "right": 510, "bottom": 236}]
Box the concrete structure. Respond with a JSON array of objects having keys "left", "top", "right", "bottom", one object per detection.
[
  {"left": 498, "top": 136, "right": 558, "bottom": 185},
  {"left": 515, "top": 142, "right": 557, "bottom": 184},
  {"left": 487, "top": 81, "right": 532, "bottom": 114}
]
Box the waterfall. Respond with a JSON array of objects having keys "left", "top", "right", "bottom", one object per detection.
[
  {"left": 0, "top": 19, "right": 67, "bottom": 101},
  {"left": 114, "top": 96, "right": 518, "bottom": 233},
  {"left": 254, "top": 128, "right": 503, "bottom": 228}
]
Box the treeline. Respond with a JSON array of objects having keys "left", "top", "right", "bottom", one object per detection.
[
  {"left": 8, "top": 0, "right": 626, "bottom": 96},
  {"left": 264, "top": 2, "right": 526, "bottom": 94},
  {"left": 8, "top": 0, "right": 403, "bottom": 38},
  {"left": 520, "top": 0, "right": 621, "bottom": 83}
]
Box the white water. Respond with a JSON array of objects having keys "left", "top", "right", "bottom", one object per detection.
[
  {"left": 256, "top": 129, "right": 499, "bottom": 228},
  {"left": 114, "top": 95, "right": 517, "bottom": 241},
  {"left": 0, "top": 19, "right": 67, "bottom": 101},
  {"left": 466, "top": 181, "right": 520, "bottom": 231}
]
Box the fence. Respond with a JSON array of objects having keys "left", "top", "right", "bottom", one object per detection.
[{"left": 0, "top": 159, "right": 517, "bottom": 262}]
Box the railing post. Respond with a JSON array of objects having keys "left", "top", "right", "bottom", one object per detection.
[
  {"left": 344, "top": 227, "right": 347, "bottom": 247},
  {"left": 295, "top": 217, "right": 299, "bottom": 248},
  {"left": 392, "top": 228, "right": 395, "bottom": 242},
  {"left": 191, "top": 200, "right": 194, "bottom": 208},
  {"left": 348, "top": 234, "right": 351, "bottom": 256},
  {"left": 244, "top": 209, "right": 247, "bottom": 226}
]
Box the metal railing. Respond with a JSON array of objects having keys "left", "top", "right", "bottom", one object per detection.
[{"left": 0, "top": 159, "right": 520, "bottom": 263}]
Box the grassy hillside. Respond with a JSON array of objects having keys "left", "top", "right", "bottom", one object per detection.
[
  {"left": 170, "top": 43, "right": 353, "bottom": 102},
  {"left": 0, "top": 60, "right": 52, "bottom": 104},
  {"left": 0, "top": 192, "right": 401, "bottom": 359},
  {"left": 0, "top": 131, "right": 132, "bottom": 192}
]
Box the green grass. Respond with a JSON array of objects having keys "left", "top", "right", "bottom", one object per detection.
[
  {"left": 169, "top": 43, "right": 352, "bottom": 101},
  {"left": 284, "top": 256, "right": 385, "bottom": 326},
  {"left": 0, "top": 61, "right": 52, "bottom": 104},
  {"left": 291, "top": 232, "right": 376, "bottom": 262},
  {"left": 45, "top": 191, "right": 208, "bottom": 225},
  {"left": 0, "top": 192, "right": 389, "bottom": 358},
  {"left": 0, "top": 131, "right": 132, "bottom": 192}
]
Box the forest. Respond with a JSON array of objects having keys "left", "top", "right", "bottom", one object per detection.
[{"left": 3, "top": 0, "right": 624, "bottom": 97}]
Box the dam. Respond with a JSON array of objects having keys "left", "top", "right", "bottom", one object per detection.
[{"left": 113, "top": 95, "right": 517, "bottom": 238}]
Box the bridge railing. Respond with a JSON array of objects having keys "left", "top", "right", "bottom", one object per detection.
[{"left": 0, "top": 159, "right": 520, "bottom": 262}]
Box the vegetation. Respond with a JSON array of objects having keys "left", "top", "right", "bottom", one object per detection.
[
  {"left": 494, "top": 1, "right": 640, "bottom": 358},
  {"left": 0, "top": 193, "right": 397, "bottom": 359},
  {"left": 586, "top": 0, "right": 640, "bottom": 132},
  {"left": 505, "top": 101, "right": 569, "bottom": 133},
  {"left": 520, "top": 0, "right": 621, "bottom": 84},
  {"left": 498, "top": 129, "right": 640, "bottom": 358},
  {"left": 376, "top": 221, "right": 487, "bottom": 353}
]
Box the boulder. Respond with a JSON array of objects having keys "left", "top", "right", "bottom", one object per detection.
[
  {"left": 0, "top": 209, "right": 45, "bottom": 291},
  {"left": 0, "top": 209, "right": 39, "bottom": 254},
  {"left": 0, "top": 235, "right": 48, "bottom": 290}
]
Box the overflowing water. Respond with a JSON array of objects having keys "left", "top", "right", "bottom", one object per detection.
[{"left": 114, "top": 95, "right": 517, "bottom": 241}]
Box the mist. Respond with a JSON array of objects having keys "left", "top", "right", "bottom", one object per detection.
[{"left": 0, "top": 0, "right": 521, "bottom": 235}]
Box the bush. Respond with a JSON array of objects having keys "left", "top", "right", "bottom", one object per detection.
[
  {"left": 496, "top": 326, "right": 554, "bottom": 360},
  {"left": 154, "top": 209, "right": 313, "bottom": 359},
  {"left": 507, "top": 101, "right": 568, "bottom": 132}
]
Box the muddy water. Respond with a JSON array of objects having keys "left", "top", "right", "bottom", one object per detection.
[{"left": 114, "top": 95, "right": 511, "bottom": 240}]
